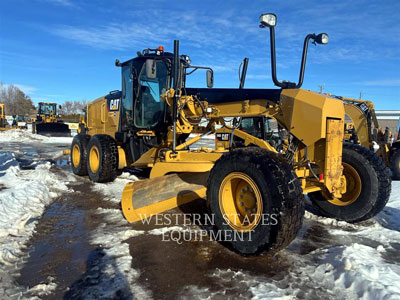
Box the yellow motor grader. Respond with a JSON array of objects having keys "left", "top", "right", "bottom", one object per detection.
[
  {"left": 32, "top": 102, "right": 71, "bottom": 136},
  {"left": 70, "top": 13, "right": 391, "bottom": 255}
]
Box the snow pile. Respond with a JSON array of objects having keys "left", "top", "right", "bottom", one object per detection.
[
  {"left": 0, "top": 129, "right": 72, "bottom": 144},
  {"left": 92, "top": 172, "right": 139, "bottom": 203},
  {"left": 0, "top": 151, "right": 74, "bottom": 266},
  {"left": 248, "top": 242, "right": 400, "bottom": 299},
  {"left": 22, "top": 276, "right": 57, "bottom": 299}
]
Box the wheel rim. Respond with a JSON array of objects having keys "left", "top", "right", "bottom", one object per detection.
[
  {"left": 324, "top": 162, "right": 362, "bottom": 206},
  {"left": 219, "top": 172, "right": 263, "bottom": 232},
  {"left": 72, "top": 144, "right": 81, "bottom": 168},
  {"left": 89, "top": 145, "right": 100, "bottom": 173}
]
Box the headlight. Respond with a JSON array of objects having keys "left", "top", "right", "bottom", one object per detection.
[
  {"left": 316, "top": 33, "right": 329, "bottom": 44},
  {"left": 259, "top": 13, "right": 277, "bottom": 27}
]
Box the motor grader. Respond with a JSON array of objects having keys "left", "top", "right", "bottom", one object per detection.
[
  {"left": 70, "top": 13, "right": 391, "bottom": 255},
  {"left": 32, "top": 102, "right": 71, "bottom": 136}
]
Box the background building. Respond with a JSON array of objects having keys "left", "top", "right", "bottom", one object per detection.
[{"left": 375, "top": 110, "right": 400, "bottom": 139}]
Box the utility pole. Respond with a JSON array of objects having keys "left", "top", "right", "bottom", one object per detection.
[
  {"left": 359, "top": 90, "right": 363, "bottom": 99},
  {"left": 318, "top": 83, "right": 324, "bottom": 94}
]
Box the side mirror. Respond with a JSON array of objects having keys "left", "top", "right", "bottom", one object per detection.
[
  {"left": 59, "top": 105, "right": 62, "bottom": 109},
  {"left": 146, "top": 59, "right": 157, "bottom": 79},
  {"left": 206, "top": 70, "right": 214, "bottom": 88}
]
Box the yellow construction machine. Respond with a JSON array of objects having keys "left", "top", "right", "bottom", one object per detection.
[
  {"left": 338, "top": 97, "right": 400, "bottom": 179},
  {"left": 32, "top": 102, "right": 71, "bottom": 136},
  {"left": 70, "top": 13, "right": 391, "bottom": 255},
  {"left": 0, "top": 103, "right": 5, "bottom": 129}
]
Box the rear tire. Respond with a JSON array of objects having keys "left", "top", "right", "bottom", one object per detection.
[
  {"left": 309, "top": 143, "right": 391, "bottom": 223},
  {"left": 207, "top": 147, "right": 305, "bottom": 255},
  {"left": 71, "top": 134, "right": 90, "bottom": 176},
  {"left": 87, "top": 135, "right": 118, "bottom": 183},
  {"left": 390, "top": 148, "right": 400, "bottom": 180}
]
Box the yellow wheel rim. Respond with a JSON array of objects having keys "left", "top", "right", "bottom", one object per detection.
[
  {"left": 72, "top": 144, "right": 81, "bottom": 168},
  {"left": 89, "top": 145, "right": 100, "bottom": 173},
  {"left": 219, "top": 172, "right": 263, "bottom": 232},
  {"left": 324, "top": 162, "right": 362, "bottom": 206}
]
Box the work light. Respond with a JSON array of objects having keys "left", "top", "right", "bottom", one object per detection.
[
  {"left": 259, "top": 13, "right": 277, "bottom": 28},
  {"left": 316, "top": 33, "right": 329, "bottom": 44}
]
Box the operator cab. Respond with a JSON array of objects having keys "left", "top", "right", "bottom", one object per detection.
[
  {"left": 38, "top": 102, "right": 57, "bottom": 116},
  {"left": 118, "top": 49, "right": 173, "bottom": 132}
]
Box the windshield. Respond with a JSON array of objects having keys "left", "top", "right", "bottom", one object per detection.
[
  {"left": 39, "top": 103, "right": 57, "bottom": 115},
  {"left": 134, "top": 60, "right": 169, "bottom": 128}
]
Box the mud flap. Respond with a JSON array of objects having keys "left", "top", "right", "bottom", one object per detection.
[
  {"left": 121, "top": 172, "right": 209, "bottom": 223},
  {"left": 324, "top": 118, "right": 345, "bottom": 197}
]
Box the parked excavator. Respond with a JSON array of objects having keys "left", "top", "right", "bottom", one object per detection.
[
  {"left": 70, "top": 13, "right": 391, "bottom": 255},
  {"left": 32, "top": 102, "right": 71, "bottom": 136}
]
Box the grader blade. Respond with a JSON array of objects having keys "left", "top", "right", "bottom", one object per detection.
[
  {"left": 121, "top": 172, "right": 209, "bottom": 223},
  {"left": 36, "top": 123, "right": 71, "bottom": 137}
]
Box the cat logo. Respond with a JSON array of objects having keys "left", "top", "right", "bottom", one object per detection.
[
  {"left": 216, "top": 133, "right": 230, "bottom": 141},
  {"left": 109, "top": 99, "right": 120, "bottom": 111}
]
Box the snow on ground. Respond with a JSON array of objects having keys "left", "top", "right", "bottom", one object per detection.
[
  {"left": 0, "top": 129, "right": 73, "bottom": 144},
  {"left": 212, "top": 182, "right": 400, "bottom": 300},
  {"left": 92, "top": 172, "right": 139, "bottom": 203},
  {"left": 86, "top": 196, "right": 151, "bottom": 298},
  {"left": 1, "top": 129, "right": 400, "bottom": 299},
  {"left": 0, "top": 150, "right": 75, "bottom": 298},
  {"left": 0, "top": 151, "right": 75, "bottom": 265},
  {"left": 90, "top": 162, "right": 400, "bottom": 299}
]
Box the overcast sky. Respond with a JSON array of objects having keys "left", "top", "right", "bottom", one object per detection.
[{"left": 1, "top": 0, "right": 399, "bottom": 109}]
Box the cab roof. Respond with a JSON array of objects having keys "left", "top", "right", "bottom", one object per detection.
[{"left": 120, "top": 51, "right": 174, "bottom": 67}]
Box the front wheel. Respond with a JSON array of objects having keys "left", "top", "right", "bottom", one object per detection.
[
  {"left": 207, "top": 147, "right": 305, "bottom": 255},
  {"left": 309, "top": 143, "right": 391, "bottom": 223}
]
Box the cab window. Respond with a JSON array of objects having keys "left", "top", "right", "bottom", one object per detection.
[{"left": 134, "top": 60, "right": 168, "bottom": 128}]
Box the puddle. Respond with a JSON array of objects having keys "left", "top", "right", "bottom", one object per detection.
[
  {"left": 17, "top": 182, "right": 104, "bottom": 299},
  {"left": 56, "top": 159, "right": 71, "bottom": 172}
]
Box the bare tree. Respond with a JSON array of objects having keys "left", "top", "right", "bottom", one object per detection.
[
  {"left": 60, "top": 101, "right": 73, "bottom": 115},
  {"left": 0, "top": 83, "right": 35, "bottom": 115},
  {"left": 60, "top": 99, "right": 87, "bottom": 115}
]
